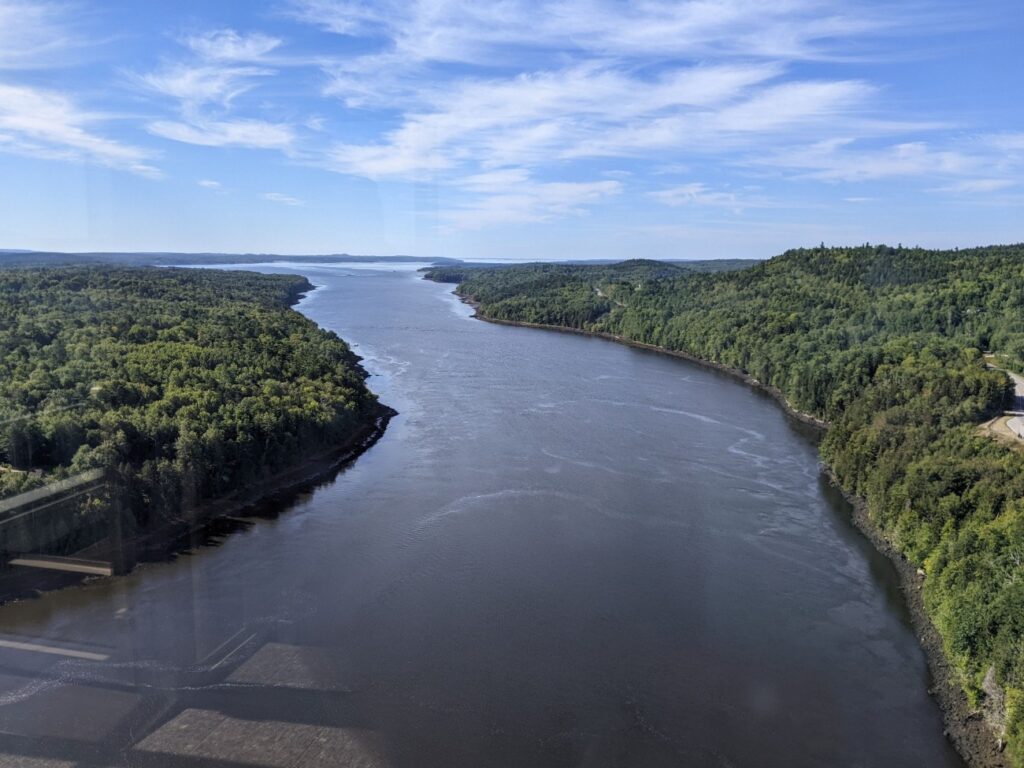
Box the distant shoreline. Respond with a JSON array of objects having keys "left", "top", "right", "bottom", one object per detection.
[{"left": 451, "top": 285, "right": 1006, "bottom": 768}]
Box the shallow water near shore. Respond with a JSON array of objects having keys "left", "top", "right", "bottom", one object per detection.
[{"left": 0, "top": 265, "right": 964, "bottom": 767}]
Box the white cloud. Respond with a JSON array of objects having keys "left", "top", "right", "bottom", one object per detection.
[
  {"left": 324, "top": 63, "right": 829, "bottom": 179},
  {"left": 294, "top": 1, "right": 969, "bottom": 229},
  {"left": 441, "top": 174, "right": 622, "bottom": 230},
  {"left": 988, "top": 133, "right": 1024, "bottom": 152},
  {"left": 198, "top": 179, "right": 222, "bottom": 188},
  {"left": 756, "top": 139, "right": 978, "bottom": 182},
  {"left": 0, "top": 1, "right": 76, "bottom": 69},
  {"left": 264, "top": 192, "right": 303, "bottom": 206},
  {"left": 456, "top": 168, "right": 533, "bottom": 191},
  {"left": 138, "top": 64, "right": 274, "bottom": 111},
  {"left": 0, "top": 83, "right": 158, "bottom": 175},
  {"left": 149, "top": 119, "right": 294, "bottom": 149},
  {"left": 650, "top": 182, "right": 767, "bottom": 212},
  {"left": 565, "top": 79, "right": 875, "bottom": 159},
  {"left": 0, "top": 3, "right": 160, "bottom": 177},
  {"left": 138, "top": 35, "right": 295, "bottom": 151},
  {"left": 289, "top": 0, "right": 894, "bottom": 64},
  {"left": 933, "top": 179, "right": 1016, "bottom": 194},
  {"left": 184, "top": 29, "right": 282, "bottom": 61},
  {"left": 329, "top": 141, "right": 450, "bottom": 178},
  {"left": 710, "top": 80, "right": 872, "bottom": 133}
]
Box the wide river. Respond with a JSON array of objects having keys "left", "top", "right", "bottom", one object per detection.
[{"left": 0, "top": 264, "right": 963, "bottom": 767}]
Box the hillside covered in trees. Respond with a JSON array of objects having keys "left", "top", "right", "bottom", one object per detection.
[
  {"left": 422, "top": 257, "right": 755, "bottom": 291},
  {"left": 428, "top": 244, "right": 1024, "bottom": 764},
  {"left": 0, "top": 267, "right": 387, "bottom": 523}
]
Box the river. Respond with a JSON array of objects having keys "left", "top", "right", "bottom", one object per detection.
[{"left": 0, "top": 263, "right": 964, "bottom": 767}]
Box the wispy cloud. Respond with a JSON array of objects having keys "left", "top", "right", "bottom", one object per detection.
[
  {"left": 565, "top": 80, "right": 877, "bottom": 159},
  {"left": 987, "top": 133, "right": 1024, "bottom": 156},
  {"left": 139, "top": 64, "right": 274, "bottom": 111},
  {"left": 264, "top": 191, "right": 303, "bottom": 206},
  {"left": 441, "top": 172, "right": 622, "bottom": 229},
  {"left": 650, "top": 183, "right": 770, "bottom": 212},
  {"left": 755, "top": 139, "right": 979, "bottom": 181},
  {"left": 182, "top": 29, "right": 282, "bottom": 62},
  {"left": 0, "top": 0, "right": 77, "bottom": 69},
  {"left": 0, "top": 83, "right": 158, "bottom": 176},
  {"left": 291, "top": 0, "right": 968, "bottom": 229},
  {"left": 1, "top": 0, "right": 1011, "bottom": 246},
  {"left": 932, "top": 178, "right": 1016, "bottom": 194},
  {"left": 0, "top": 1, "right": 160, "bottom": 177},
  {"left": 288, "top": 0, "right": 898, "bottom": 64},
  {"left": 149, "top": 119, "right": 293, "bottom": 149},
  {"left": 326, "top": 63, "right": 806, "bottom": 178},
  {"left": 138, "top": 30, "right": 295, "bottom": 150}
]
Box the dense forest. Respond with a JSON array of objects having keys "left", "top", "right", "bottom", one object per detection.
[
  {"left": 0, "top": 267, "right": 386, "bottom": 525},
  {"left": 427, "top": 244, "right": 1024, "bottom": 764},
  {"left": 421, "top": 257, "right": 755, "bottom": 288}
]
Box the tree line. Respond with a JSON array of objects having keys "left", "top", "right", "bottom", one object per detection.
[{"left": 0, "top": 267, "right": 385, "bottom": 528}]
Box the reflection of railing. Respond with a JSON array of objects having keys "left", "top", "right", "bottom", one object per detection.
[
  {"left": 0, "top": 468, "right": 105, "bottom": 517},
  {"left": 0, "top": 469, "right": 134, "bottom": 578}
]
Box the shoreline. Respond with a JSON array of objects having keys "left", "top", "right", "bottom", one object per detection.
[
  {"left": 452, "top": 287, "right": 1005, "bottom": 768},
  {"left": 134, "top": 403, "right": 395, "bottom": 553},
  {"left": 0, "top": 404, "right": 395, "bottom": 606},
  {"left": 0, "top": 275, "right": 396, "bottom": 605}
]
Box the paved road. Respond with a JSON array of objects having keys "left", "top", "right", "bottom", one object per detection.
[{"left": 1007, "top": 369, "right": 1024, "bottom": 437}]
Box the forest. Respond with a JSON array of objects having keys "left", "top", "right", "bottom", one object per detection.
[
  {"left": 421, "top": 257, "right": 755, "bottom": 288},
  {"left": 427, "top": 243, "right": 1024, "bottom": 764},
  {"left": 0, "top": 267, "right": 385, "bottom": 526}
]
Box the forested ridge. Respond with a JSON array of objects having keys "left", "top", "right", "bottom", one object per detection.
[
  {"left": 428, "top": 244, "right": 1024, "bottom": 763},
  {"left": 422, "top": 257, "right": 753, "bottom": 289},
  {"left": 0, "top": 267, "right": 385, "bottom": 524}
]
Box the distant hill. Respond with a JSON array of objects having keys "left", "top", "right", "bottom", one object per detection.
[
  {"left": 0, "top": 250, "right": 759, "bottom": 273},
  {"left": 422, "top": 257, "right": 757, "bottom": 285},
  {"left": 0, "top": 251, "right": 460, "bottom": 268}
]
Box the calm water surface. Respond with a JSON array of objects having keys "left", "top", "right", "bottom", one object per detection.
[{"left": 0, "top": 265, "right": 963, "bottom": 767}]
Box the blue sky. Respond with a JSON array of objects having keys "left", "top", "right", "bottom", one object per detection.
[{"left": 0, "top": 0, "right": 1022, "bottom": 260}]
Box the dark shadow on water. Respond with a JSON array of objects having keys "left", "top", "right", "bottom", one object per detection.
[{"left": 0, "top": 430, "right": 387, "bottom": 607}]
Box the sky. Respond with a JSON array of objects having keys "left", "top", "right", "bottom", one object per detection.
[{"left": 0, "top": 0, "right": 1022, "bottom": 261}]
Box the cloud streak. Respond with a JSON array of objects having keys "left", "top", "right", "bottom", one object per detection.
[
  {"left": 138, "top": 29, "right": 296, "bottom": 150},
  {"left": 0, "top": 83, "right": 158, "bottom": 176},
  {"left": 290, "top": 0, "right": 984, "bottom": 229},
  {"left": 0, "top": 0, "right": 77, "bottom": 69},
  {"left": 288, "top": 0, "right": 897, "bottom": 64},
  {"left": 442, "top": 174, "right": 622, "bottom": 230},
  {"left": 264, "top": 191, "right": 303, "bottom": 205},
  {"left": 650, "top": 183, "right": 770, "bottom": 212},
  {"left": 0, "top": 0, "right": 1015, "bottom": 243}
]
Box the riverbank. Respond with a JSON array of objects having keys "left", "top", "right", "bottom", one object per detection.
[
  {"left": 0, "top": 273, "right": 396, "bottom": 605},
  {"left": 453, "top": 287, "right": 1006, "bottom": 768},
  {"left": 135, "top": 402, "right": 396, "bottom": 552},
  {"left": 0, "top": 404, "right": 395, "bottom": 605}
]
